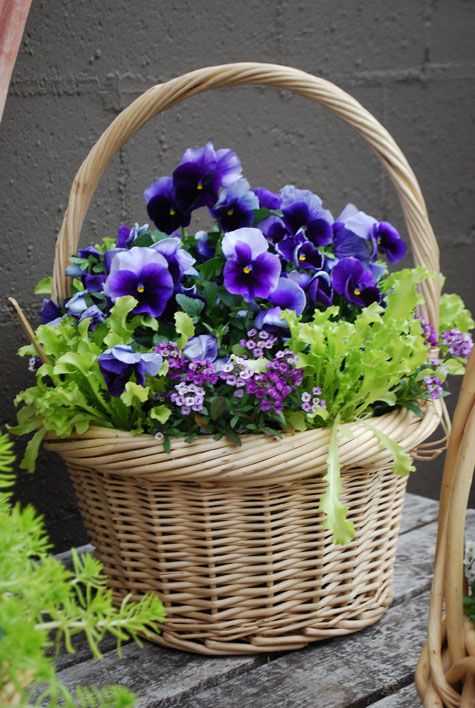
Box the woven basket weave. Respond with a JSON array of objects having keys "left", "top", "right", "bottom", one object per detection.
[
  {"left": 18, "top": 63, "right": 446, "bottom": 654},
  {"left": 416, "top": 349, "right": 475, "bottom": 706}
]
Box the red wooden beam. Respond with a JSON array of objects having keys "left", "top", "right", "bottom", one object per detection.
[{"left": 0, "top": 0, "right": 32, "bottom": 122}]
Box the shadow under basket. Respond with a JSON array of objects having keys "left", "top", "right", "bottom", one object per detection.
[{"left": 46, "top": 403, "right": 442, "bottom": 655}]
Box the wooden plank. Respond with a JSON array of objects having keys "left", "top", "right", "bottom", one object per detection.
[
  {"left": 368, "top": 682, "right": 420, "bottom": 706},
  {"left": 399, "top": 493, "right": 439, "bottom": 535},
  {"left": 169, "top": 592, "right": 431, "bottom": 708}
]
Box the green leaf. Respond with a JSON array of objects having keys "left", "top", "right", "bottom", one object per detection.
[
  {"left": 174, "top": 311, "right": 195, "bottom": 348},
  {"left": 252, "top": 207, "right": 282, "bottom": 224},
  {"left": 150, "top": 405, "right": 172, "bottom": 424},
  {"left": 20, "top": 429, "right": 45, "bottom": 472},
  {"left": 445, "top": 357, "right": 466, "bottom": 376},
  {"left": 363, "top": 421, "right": 415, "bottom": 476},
  {"left": 210, "top": 397, "right": 227, "bottom": 421},
  {"left": 439, "top": 293, "right": 474, "bottom": 333},
  {"left": 225, "top": 430, "right": 242, "bottom": 447},
  {"left": 104, "top": 296, "right": 138, "bottom": 347},
  {"left": 120, "top": 382, "right": 150, "bottom": 407},
  {"left": 284, "top": 411, "right": 308, "bottom": 432},
  {"left": 34, "top": 276, "right": 53, "bottom": 295},
  {"left": 175, "top": 294, "right": 205, "bottom": 319},
  {"left": 319, "top": 420, "right": 355, "bottom": 545}
]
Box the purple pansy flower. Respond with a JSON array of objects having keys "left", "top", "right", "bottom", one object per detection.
[
  {"left": 79, "top": 304, "right": 106, "bottom": 330},
  {"left": 77, "top": 245, "right": 101, "bottom": 261},
  {"left": 268, "top": 277, "right": 306, "bottom": 315},
  {"left": 290, "top": 270, "right": 334, "bottom": 308},
  {"left": 98, "top": 345, "right": 163, "bottom": 397},
  {"left": 194, "top": 230, "right": 215, "bottom": 261},
  {"left": 116, "top": 223, "right": 150, "bottom": 249},
  {"left": 40, "top": 299, "right": 62, "bottom": 325},
  {"left": 280, "top": 185, "right": 333, "bottom": 246},
  {"left": 104, "top": 247, "right": 174, "bottom": 317},
  {"left": 331, "top": 257, "right": 381, "bottom": 307},
  {"left": 258, "top": 216, "right": 290, "bottom": 245},
  {"left": 152, "top": 237, "right": 197, "bottom": 285},
  {"left": 254, "top": 306, "right": 289, "bottom": 331},
  {"left": 82, "top": 273, "right": 107, "bottom": 292},
  {"left": 211, "top": 178, "right": 259, "bottom": 231},
  {"left": 145, "top": 176, "right": 191, "bottom": 234},
  {"left": 332, "top": 204, "right": 377, "bottom": 263},
  {"left": 277, "top": 231, "right": 325, "bottom": 270},
  {"left": 172, "top": 142, "right": 242, "bottom": 211},
  {"left": 183, "top": 334, "right": 218, "bottom": 362},
  {"left": 65, "top": 291, "right": 89, "bottom": 317},
  {"left": 253, "top": 187, "right": 282, "bottom": 210},
  {"left": 222, "top": 228, "right": 281, "bottom": 302},
  {"left": 374, "top": 222, "right": 407, "bottom": 263}
]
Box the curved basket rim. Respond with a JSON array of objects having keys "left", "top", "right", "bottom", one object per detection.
[{"left": 45, "top": 400, "right": 444, "bottom": 484}]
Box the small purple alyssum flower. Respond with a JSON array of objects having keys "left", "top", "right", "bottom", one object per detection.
[
  {"left": 245, "top": 351, "right": 303, "bottom": 414},
  {"left": 441, "top": 329, "right": 473, "bottom": 359},
  {"left": 239, "top": 328, "right": 278, "bottom": 359},
  {"left": 219, "top": 357, "right": 253, "bottom": 390},
  {"left": 98, "top": 345, "right": 163, "bottom": 397},
  {"left": 301, "top": 387, "right": 327, "bottom": 415},
  {"left": 170, "top": 381, "right": 206, "bottom": 415},
  {"left": 423, "top": 375, "right": 443, "bottom": 400}
]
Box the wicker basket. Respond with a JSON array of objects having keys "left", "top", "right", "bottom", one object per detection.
[
  {"left": 17, "top": 63, "right": 446, "bottom": 655},
  {"left": 416, "top": 349, "right": 475, "bottom": 706}
]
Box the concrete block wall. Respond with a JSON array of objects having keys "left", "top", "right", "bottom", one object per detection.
[{"left": 0, "top": 0, "right": 473, "bottom": 551}]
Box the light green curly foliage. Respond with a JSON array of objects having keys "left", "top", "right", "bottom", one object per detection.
[
  {"left": 283, "top": 268, "right": 432, "bottom": 423},
  {"left": 0, "top": 433, "right": 165, "bottom": 707},
  {"left": 10, "top": 296, "right": 168, "bottom": 472}
]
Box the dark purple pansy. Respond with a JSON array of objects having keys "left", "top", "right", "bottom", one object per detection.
[
  {"left": 280, "top": 185, "right": 333, "bottom": 246},
  {"left": 253, "top": 187, "right": 282, "bottom": 210},
  {"left": 332, "top": 204, "right": 377, "bottom": 263},
  {"left": 183, "top": 334, "right": 218, "bottom": 362},
  {"left": 374, "top": 222, "right": 407, "bottom": 263},
  {"left": 211, "top": 178, "right": 259, "bottom": 231},
  {"left": 331, "top": 257, "right": 381, "bottom": 307},
  {"left": 144, "top": 176, "right": 191, "bottom": 234},
  {"left": 82, "top": 273, "right": 107, "bottom": 292},
  {"left": 194, "top": 230, "right": 215, "bottom": 261},
  {"left": 152, "top": 237, "right": 197, "bottom": 285},
  {"left": 222, "top": 228, "right": 281, "bottom": 302},
  {"left": 289, "top": 270, "right": 334, "bottom": 308},
  {"left": 98, "top": 345, "right": 163, "bottom": 397},
  {"left": 172, "top": 142, "right": 242, "bottom": 211},
  {"left": 258, "top": 216, "right": 290, "bottom": 245},
  {"left": 116, "top": 225, "right": 133, "bottom": 248},
  {"left": 277, "top": 231, "right": 325, "bottom": 270},
  {"left": 40, "top": 298, "right": 62, "bottom": 325},
  {"left": 104, "top": 247, "right": 174, "bottom": 317},
  {"left": 268, "top": 277, "right": 306, "bottom": 315},
  {"left": 78, "top": 245, "right": 101, "bottom": 260}
]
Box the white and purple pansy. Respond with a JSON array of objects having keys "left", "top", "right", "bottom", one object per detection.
[
  {"left": 104, "top": 247, "right": 174, "bottom": 317},
  {"left": 152, "top": 237, "right": 197, "bottom": 285},
  {"left": 222, "top": 227, "right": 281, "bottom": 302},
  {"left": 211, "top": 178, "right": 259, "bottom": 232}
]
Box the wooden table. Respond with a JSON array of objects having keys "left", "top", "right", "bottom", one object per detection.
[{"left": 53, "top": 494, "right": 474, "bottom": 707}]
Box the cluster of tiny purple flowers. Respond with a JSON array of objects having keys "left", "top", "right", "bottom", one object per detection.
[
  {"left": 239, "top": 328, "right": 278, "bottom": 358},
  {"left": 170, "top": 382, "right": 206, "bottom": 416},
  {"left": 441, "top": 329, "right": 473, "bottom": 359},
  {"left": 301, "top": 387, "right": 327, "bottom": 415},
  {"left": 423, "top": 375, "right": 444, "bottom": 401},
  {"left": 245, "top": 352, "right": 303, "bottom": 414}
]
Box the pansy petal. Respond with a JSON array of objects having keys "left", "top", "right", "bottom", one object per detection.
[
  {"left": 269, "top": 277, "right": 306, "bottom": 315},
  {"left": 222, "top": 228, "right": 269, "bottom": 260}
]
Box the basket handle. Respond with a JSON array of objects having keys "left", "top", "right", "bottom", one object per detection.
[{"left": 52, "top": 62, "right": 440, "bottom": 328}]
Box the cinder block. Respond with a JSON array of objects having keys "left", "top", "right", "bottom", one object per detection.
[
  {"left": 278, "top": 0, "right": 427, "bottom": 74},
  {"left": 430, "top": 0, "right": 475, "bottom": 65},
  {"left": 383, "top": 80, "right": 475, "bottom": 245}
]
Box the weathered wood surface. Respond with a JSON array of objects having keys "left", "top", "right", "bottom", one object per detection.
[{"left": 51, "top": 494, "right": 474, "bottom": 707}]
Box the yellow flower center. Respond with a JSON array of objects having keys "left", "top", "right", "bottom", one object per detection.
[
  {"left": 169, "top": 208, "right": 176, "bottom": 216},
  {"left": 197, "top": 182, "right": 203, "bottom": 191},
  {"left": 377, "top": 237, "right": 381, "bottom": 245},
  {"left": 137, "top": 284, "right": 145, "bottom": 294},
  {"left": 354, "top": 288, "right": 361, "bottom": 296},
  {"left": 243, "top": 266, "right": 251, "bottom": 274},
  {"left": 299, "top": 254, "right": 306, "bottom": 262},
  {"left": 227, "top": 208, "right": 234, "bottom": 216}
]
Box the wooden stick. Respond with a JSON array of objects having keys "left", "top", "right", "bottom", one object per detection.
[{"left": 8, "top": 297, "right": 48, "bottom": 364}]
